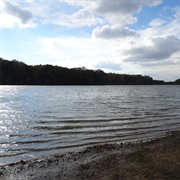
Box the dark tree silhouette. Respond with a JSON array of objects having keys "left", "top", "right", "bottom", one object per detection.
[
  {"left": 0, "top": 58, "right": 175, "bottom": 85},
  {"left": 174, "top": 79, "right": 180, "bottom": 85}
]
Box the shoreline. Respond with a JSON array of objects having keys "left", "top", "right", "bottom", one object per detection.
[{"left": 0, "top": 130, "right": 180, "bottom": 180}]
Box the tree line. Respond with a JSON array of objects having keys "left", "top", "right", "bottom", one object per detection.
[{"left": 0, "top": 58, "right": 178, "bottom": 85}]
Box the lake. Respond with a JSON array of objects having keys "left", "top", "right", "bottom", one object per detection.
[{"left": 0, "top": 85, "right": 180, "bottom": 165}]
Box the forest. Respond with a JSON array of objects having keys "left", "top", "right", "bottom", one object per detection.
[{"left": 0, "top": 58, "right": 178, "bottom": 85}]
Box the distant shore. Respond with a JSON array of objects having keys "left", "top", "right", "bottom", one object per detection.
[
  {"left": 1, "top": 58, "right": 180, "bottom": 85},
  {"left": 0, "top": 130, "right": 180, "bottom": 180}
]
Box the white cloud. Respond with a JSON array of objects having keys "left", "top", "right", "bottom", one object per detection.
[
  {"left": 92, "top": 25, "right": 137, "bottom": 39},
  {"left": 50, "top": 8, "right": 104, "bottom": 28},
  {"left": 95, "top": 0, "right": 162, "bottom": 14},
  {"left": 174, "top": 7, "right": 180, "bottom": 19},
  {"left": 165, "top": 7, "right": 180, "bottom": 37},
  {"left": 1, "top": 0, "right": 163, "bottom": 29},
  {"left": 24, "top": 0, "right": 35, "bottom": 3},
  {"left": 93, "top": 0, "right": 162, "bottom": 26},
  {"left": 123, "top": 36, "right": 180, "bottom": 62},
  {"left": 37, "top": 37, "right": 121, "bottom": 68},
  {"left": 0, "top": 0, "right": 36, "bottom": 28},
  {"left": 140, "top": 61, "right": 180, "bottom": 81},
  {"left": 140, "top": 6, "right": 180, "bottom": 38},
  {"left": 0, "top": 13, "right": 18, "bottom": 28},
  {"left": 3, "top": 0, "right": 33, "bottom": 24},
  {"left": 37, "top": 35, "right": 149, "bottom": 75},
  {"left": 58, "top": 0, "right": 91, "bottom": 8},
  {"left": 27, "top": 0, "right": 163, "bottom": 27},
  {"left": 0, "top": 0, "right": 164, "bottom": 29},
  {"left": 149, "top": 18, "right": 166, "bottom": 27}
]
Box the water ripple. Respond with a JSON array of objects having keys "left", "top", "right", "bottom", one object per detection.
[{"left": 0, "top": 85, "right": 179, "bottom": 165}]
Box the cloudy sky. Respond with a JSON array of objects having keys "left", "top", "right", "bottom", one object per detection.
[{"left": 1, "top": 0, "right": 180, "bottom": 81}]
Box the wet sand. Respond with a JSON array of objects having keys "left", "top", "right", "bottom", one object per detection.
[{"left": 0, "top": 130, "right": 180, "bottom": 180}]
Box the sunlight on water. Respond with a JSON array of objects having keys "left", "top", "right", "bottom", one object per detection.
[{"left": 0, "top": 85, "right": 180, "bottom": 165}]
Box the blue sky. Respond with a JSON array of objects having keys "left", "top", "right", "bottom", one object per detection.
[{"left": 1, "top": 0, "right": 180, "bottom": 81}]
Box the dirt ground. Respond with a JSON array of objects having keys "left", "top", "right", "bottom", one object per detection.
[{"left": 0, "top": 130, "right": 180, "bottom": 180}]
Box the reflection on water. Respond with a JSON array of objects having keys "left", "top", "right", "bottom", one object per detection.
[{"left": 0, "top": 85, "right": 180, "bottom": 165}]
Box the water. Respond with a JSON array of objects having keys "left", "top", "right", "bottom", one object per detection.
[{"left": 0, "top": 85, "right": 180, "bottom": 165}]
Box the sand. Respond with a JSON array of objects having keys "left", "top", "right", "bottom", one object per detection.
[{"left": 0, "top": 130, "right": 180, "bottom": 180}]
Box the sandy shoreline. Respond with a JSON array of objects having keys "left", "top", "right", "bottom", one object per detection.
[{"left": 0, "top": 130, "right": 180, "bottom": 180}]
